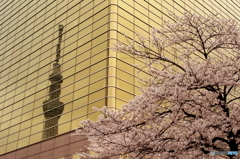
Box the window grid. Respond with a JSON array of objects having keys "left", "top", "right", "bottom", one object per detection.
[{"left": 0, "top": 0, "right": 238, "bottom": 155}]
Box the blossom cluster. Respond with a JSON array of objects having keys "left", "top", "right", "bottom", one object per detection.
[{"left": 72, "top": 12, "right": 240, "bottom": 159}]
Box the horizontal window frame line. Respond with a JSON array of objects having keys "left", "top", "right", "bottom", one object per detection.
[
  {"left": 196, "top": 0, "right": 238, "bottom": 21},
  {"left": 0, "top": 27, "right": 111, "bottom": 93},
  {"left": 194, "top": 1, "right": 215, "bottom": 15},
  {"left": 0, "top": 66, "right": 109, "bottom": 126},
  {"left": 117, "top": 5, "right": 151, "bottom": 29},
  {"left": 220, "top": 0, "right": 240, "bottom": 19},
  {"left": 107, "top": 63, "right": 144, "bottom": 82},
  {"left": 16, "top": 56, "right": 145, "bottom": 105},
  {"left": 0, "top": 0, "right": 37, "bottom": 34},
  {"left": 115, "top": 96, "right": 131, "bottom": 105},
  {"left": 116, "top": 76, "right": 137, "bottom": 89},
  {"left": 147, "top": 0, "right": 175, "bottom": 22},
  {"left": 1, "top": 80, "right": 137, "bottom": 136},
  {"left": 231, "top": 1, "right": 240, "bottom": 17},
  {"left": 1, "top": 70, "right": 142, "bottom": 127},
  {"left": 0, "top": 0, "right": 50, "bottom": 43},
  {"left": 170, "top": 0, "right": 191, "bottom": 14},
  {"left": 1, "top": 97, "right": 117, "bottom": 147},
  {"left": 113, "top": 31, "right": 186, "bottom": 67},
  {"left": 0, "top": 111, "right": 89, "bottom": 147},
  {"left": 0, "top": 1, "right": 15, "bottom": 18},
  {"left": 1, "top": 1, "right": 78, "bottom": 60},
  {"left": 0, "top": 6, "right": 111, "bottom": 69},
  {"left": 115, "top": 86, "right": 136, "bottom": 98},
  {"left": 0, "top": 50, "right": 109, "bottom": 108},
  {"left": 118, "top": 0, "right": 165, "bottom": 29},
  {"left": 0, "top": 27, "right": 109, "bottom": 91},
  {"left": 0, "top": 17, "right": 111, "bottom": 80},
  {"left": 0, "top": 0, "right": 110, "bottom": 57},
  {"left": 0, "top": 88, "right": 107, "bottom": 141},
  {"left": 0, "top": 0, "right": 59, "bottom": 43}
]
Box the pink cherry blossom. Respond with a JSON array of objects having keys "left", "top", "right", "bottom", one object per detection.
[{"left": 72, "top": 12, "right": 240, "bottom": 159}]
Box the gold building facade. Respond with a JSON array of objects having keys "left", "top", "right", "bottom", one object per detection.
[{"left": 0, "top": 0, "right": 239, "bottom": 158}]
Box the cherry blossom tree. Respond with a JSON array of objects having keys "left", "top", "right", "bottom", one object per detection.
[{"left": 72, "top": 12, "right": 240, "bottom": 159}]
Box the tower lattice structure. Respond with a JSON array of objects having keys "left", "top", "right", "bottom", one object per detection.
[{"left": 42, "top": 25, "right": 64, "bottom": 139}]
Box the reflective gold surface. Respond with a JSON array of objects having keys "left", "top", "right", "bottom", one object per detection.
[{"left": 0, "top": 0, "right": 238, "bottom": 155}]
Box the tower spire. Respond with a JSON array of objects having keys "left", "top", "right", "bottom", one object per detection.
[
  {"left": 56, "top": 24, "right": 64, "bottom": 63},
  {"left": 42, "top": 25, "right": 65, "bottom": 139}
]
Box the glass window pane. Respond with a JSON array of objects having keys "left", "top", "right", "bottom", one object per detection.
[
  {"left": 89, "top": 89, "right": 106, "bottom": 103},
  {"left": 29, "top": 132, "right": 42, "bottom": 144},
  {"left": 116, "top": 89, "right": 134, "bottom": 101},
  {"left": 72, "top": 105, "right": 88, "bottom": 119},
  {"left": 117, "top": 60, "right": 134, "bottom": 74},
  {"left": 90, "top": 60, "right": 107, "bottom": 73},
  {"left": 116, "top": 79, "right": 134, "bottom": 94},
  {"left": 74, "top": 86, "right": 89, "bottom": 100},
  {"left": 17, "top": 137, "right": 29, "bottom": 149},
  {"left": 90, "top": 69, "right": 107, "bottom": 83},
  {"left": 6, "top": 141, "right": 17, "bottom": 152},
  {"left": 89, "top": 79, "right": 106, "bottom": 93},
  {"left": 58, "top": 122, "right": 71, "bottom": 134},
  {"left": 88, "top": 112, "right": 101, "bottom": 121}
]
